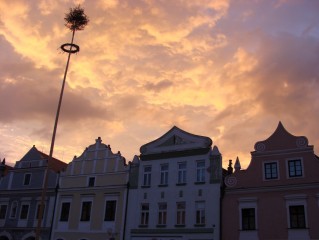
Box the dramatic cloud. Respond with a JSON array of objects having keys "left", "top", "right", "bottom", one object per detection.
[{"left": 1, "top": 0, "right": 319, "bottom": 169}]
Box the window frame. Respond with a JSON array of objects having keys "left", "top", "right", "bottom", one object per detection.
[
  {"left": 0, "top": 204, "right": 8, "bottom": 219},
  {"left": 104, "top": 200, "right": 117, "bottom": 222},
  {"left": 196, "top": 160, "right": 206, "bottom": 183},
  {"left": 241, "top": 208, "right": 256, "bottom": 230},
  {"left": 142, "top": 165, "right": 152, "bottom": 187},
  {"left": 23, "top": 173, "right": 32, "bottom": 186},
  {"left": 177, "top": 162, "right": 187, "bottom": 184},
  {"left": 59, "top": 201, "right": 71, "bottom": 222},
  {"left": 263, "top": 161, "right": 279, "bottom": 180},
  {"left": 9, "top": 201, "right": 18, "bottom": 219},
  {"left": 19, "top": 203, "right": 30, "bottom": 220},
  {"left": 176, "top": 202, "right": 185, "bottom": 226},
  {"left": 195, "top": 201, "right": 205, "bottom": 226},
  {"left": 80, "top": 201, "right": 92, "bottom": 222},
  {"left": 140, "top": 203, "right": 149, "bottom": 226},
  {"left": 287, "top": 158, "right": 303, "bottom": 178},
  {"left": 157, "top": 202, "right": 167, "bottom": 226},
  {"left": 238, "top": 197, "right": 258, "bottom": 231},
  {"left": 160, "top": 164, "right": 169, "bottom": 186},
  {"left": 88, "top": 177, "right": 95, "bottom": 187},
  {"left": 289, "top": 205, "right": 306, "bottom": 229}
]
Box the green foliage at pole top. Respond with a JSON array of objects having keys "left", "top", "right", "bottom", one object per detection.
[{"left": 64, "top": 5, "right": 89, "bottom": 31}]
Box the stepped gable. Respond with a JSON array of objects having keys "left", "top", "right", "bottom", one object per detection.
[
  {"left": 17, "top": 145, "right": 66, "bottom": 172},
  {"left": 253, "top": 121, "right": 311, "bottom": 153},
  {"left": 139, "top": 126, "right": 212, "bottom": 160}
]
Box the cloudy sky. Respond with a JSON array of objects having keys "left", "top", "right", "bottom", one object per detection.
[{"left": 1, "top": 0, "right": 319, "bottom": 168}]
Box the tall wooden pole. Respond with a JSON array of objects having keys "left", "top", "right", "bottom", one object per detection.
[{"left": 35, "top": 30, "right": 77, "bottom": 240}]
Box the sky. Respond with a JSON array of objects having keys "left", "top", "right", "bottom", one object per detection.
[{"left": 1, "top": 0, "right": 319, "bottom": 169}]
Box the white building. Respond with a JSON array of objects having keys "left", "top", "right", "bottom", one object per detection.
[{"left": 125, "top": 126, "right": 222, "bottom": 240}]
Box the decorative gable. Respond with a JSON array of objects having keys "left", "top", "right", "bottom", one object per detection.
[
  {"left": 253, "top": 122, "right": 311, "bottom": 154},
  {"left": 140, "top": 126, "right": 212, "bottom": 156}
]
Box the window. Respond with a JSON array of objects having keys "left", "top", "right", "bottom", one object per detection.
[
  {"left": 178, "top": 162, "right": 186, "bottom": 184},
  {"left": 242, "top": 208, "right": 256, "bottom": 230},
  {"left": 289, "top": 205, "right": 306, "bottom": 228},
  {"left": 143, "top": 166, "right": 151, "bottom": 186},
  {"left": 88, "top": 177, "right": 95, "bottom": 187},
  {"left": 10, "top": 201, "right": 18, "bottom": 219},
  {"left": 80, "top": 201, "right": 92, "bottom": 221},
  {"left": 20, "top": 204, "right": 29, "bottom": 220},
  {"left": 264, "top": 162, "right": 278, "bottom": 179},
  {"left": 60, "top": 202, "right": 71, "bottom": 222},
  {"left": 158, "top": 203, "right": 167, "bottom": 226},
  {"left": 23, "top": 173, "right": 31, "bottom": 185},
  {"left": 196, "top": 161, "right": 205, "bottom": 182},
  {"left": 0, "top": 205, "right": 7, "bottom": 219},
  {"left": 195, "top": 201, "right": 205, "bottom": 225},
  {"left": 288, "top": 159, "right": 303, "bottom": 177},
  {"left": 104, "top": 200, "right": 117, "bottom": 221},
  {"left": 160, "top": 164, "right": 168, "bottom": 185},
  {"left": 176, "top": 202, "right": 185, "bottom": 225},
  {"left": 36, "top": 204, "right": 45, "bottom": 219},
  {"left": 140, "top": 203, "right": 149, "bottom": 226}
]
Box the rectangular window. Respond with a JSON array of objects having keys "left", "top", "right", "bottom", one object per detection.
[
  {"left": 176, "top": 202, "right": 185, "bottom": 225},
  {"left": 196, "top": 161, "right": 205, "bottom": 182},
  {"left": 10, "top": 202, "right": 18, "bottom": 219},
  {"left": 88, "top": 177, "right": 95, "bottom": 187},
  {"left": 143, "top": 166, "right": 152, "bottom": 186},
  {"left": 36, "top": 204, "right": 45, "bottom": 219},
  {"left": 158, "top": 203, "right": 167, "bottom": 225},
  {"left": 140, "top": 203, "right": 149, "bottom": 226},
  {"left": 80, "top": 201, "right": 92, "bottom": 221},
  {"left": 23, "top": 173, "right": 31, "bottom": 185},
  {"left": 104, "top": 200, "right": 117, "bottom": 221},
  {"left": 264, "top": 162, "right": 278, "bottom": 179},
  {"left": 20, "top": 204, "right": 29, "bottom": 220},
  {"left": 60, "top": 202, "right": 71, "bottom": 222},
  {"left": 288, "top": 159, "right": 303, "bottom": 177},
  {"left": 242, "top": 208, "right": 256, "bottom": 230},
  {"left": 195, "top": 201, "right": 205, "bottom": 225},
  {"left": 0, "top": 205, "right": 7, "bottom": 219},
  {"left": 160, "top": 164, "right": 168, "bottom": 185},
  {"left": 289, "top": 205, "right": 306, "bottom": 228},
  {"left": 178, "top": 162, "right": 186, "bottom": 184}
]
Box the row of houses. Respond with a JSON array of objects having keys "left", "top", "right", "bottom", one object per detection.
[{"left": 0, "top": 122, "right": 319, "bottom": 240}]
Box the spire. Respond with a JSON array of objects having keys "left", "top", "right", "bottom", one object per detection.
[{"left": 234, "top": 156, "right": 241, "bottom": 172}]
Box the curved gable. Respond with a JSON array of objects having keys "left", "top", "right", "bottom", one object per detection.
[{"left": 253, "top": 122, "right": 311, "bottom": 153}]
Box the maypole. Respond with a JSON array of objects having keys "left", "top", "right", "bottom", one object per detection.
[{"left": 35, "top": 5, "right": 89, "bottom": 240}]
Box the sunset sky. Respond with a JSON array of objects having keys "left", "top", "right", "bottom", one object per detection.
[{"left": 1, "top": 0, "right": 319, "bottom": 169}]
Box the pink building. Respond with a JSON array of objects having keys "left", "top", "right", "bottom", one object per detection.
[{"left": 222, "top": 122, "right": 319, "bottom": 240}]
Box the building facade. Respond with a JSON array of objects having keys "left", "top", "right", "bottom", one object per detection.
[
  {"left": 50, "top": 137, "right": 129, "bottom": 240},
  {"left": 222, "top": 122, "right": 319, "bottom": 240},
  {"left": 0, "top": 146, "right": 67, "bottom": 240},
  {"left": 125, "top": 126, "right": 223, "bottom": 240}
]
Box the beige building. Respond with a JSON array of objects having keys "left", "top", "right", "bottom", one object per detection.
[{"left": 50, "top": 137, "right": 129, "bottom": 240}]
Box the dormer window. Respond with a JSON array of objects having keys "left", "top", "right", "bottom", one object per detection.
[{"left": 288, "top": 159, "right": 303, "bottom": 178}]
